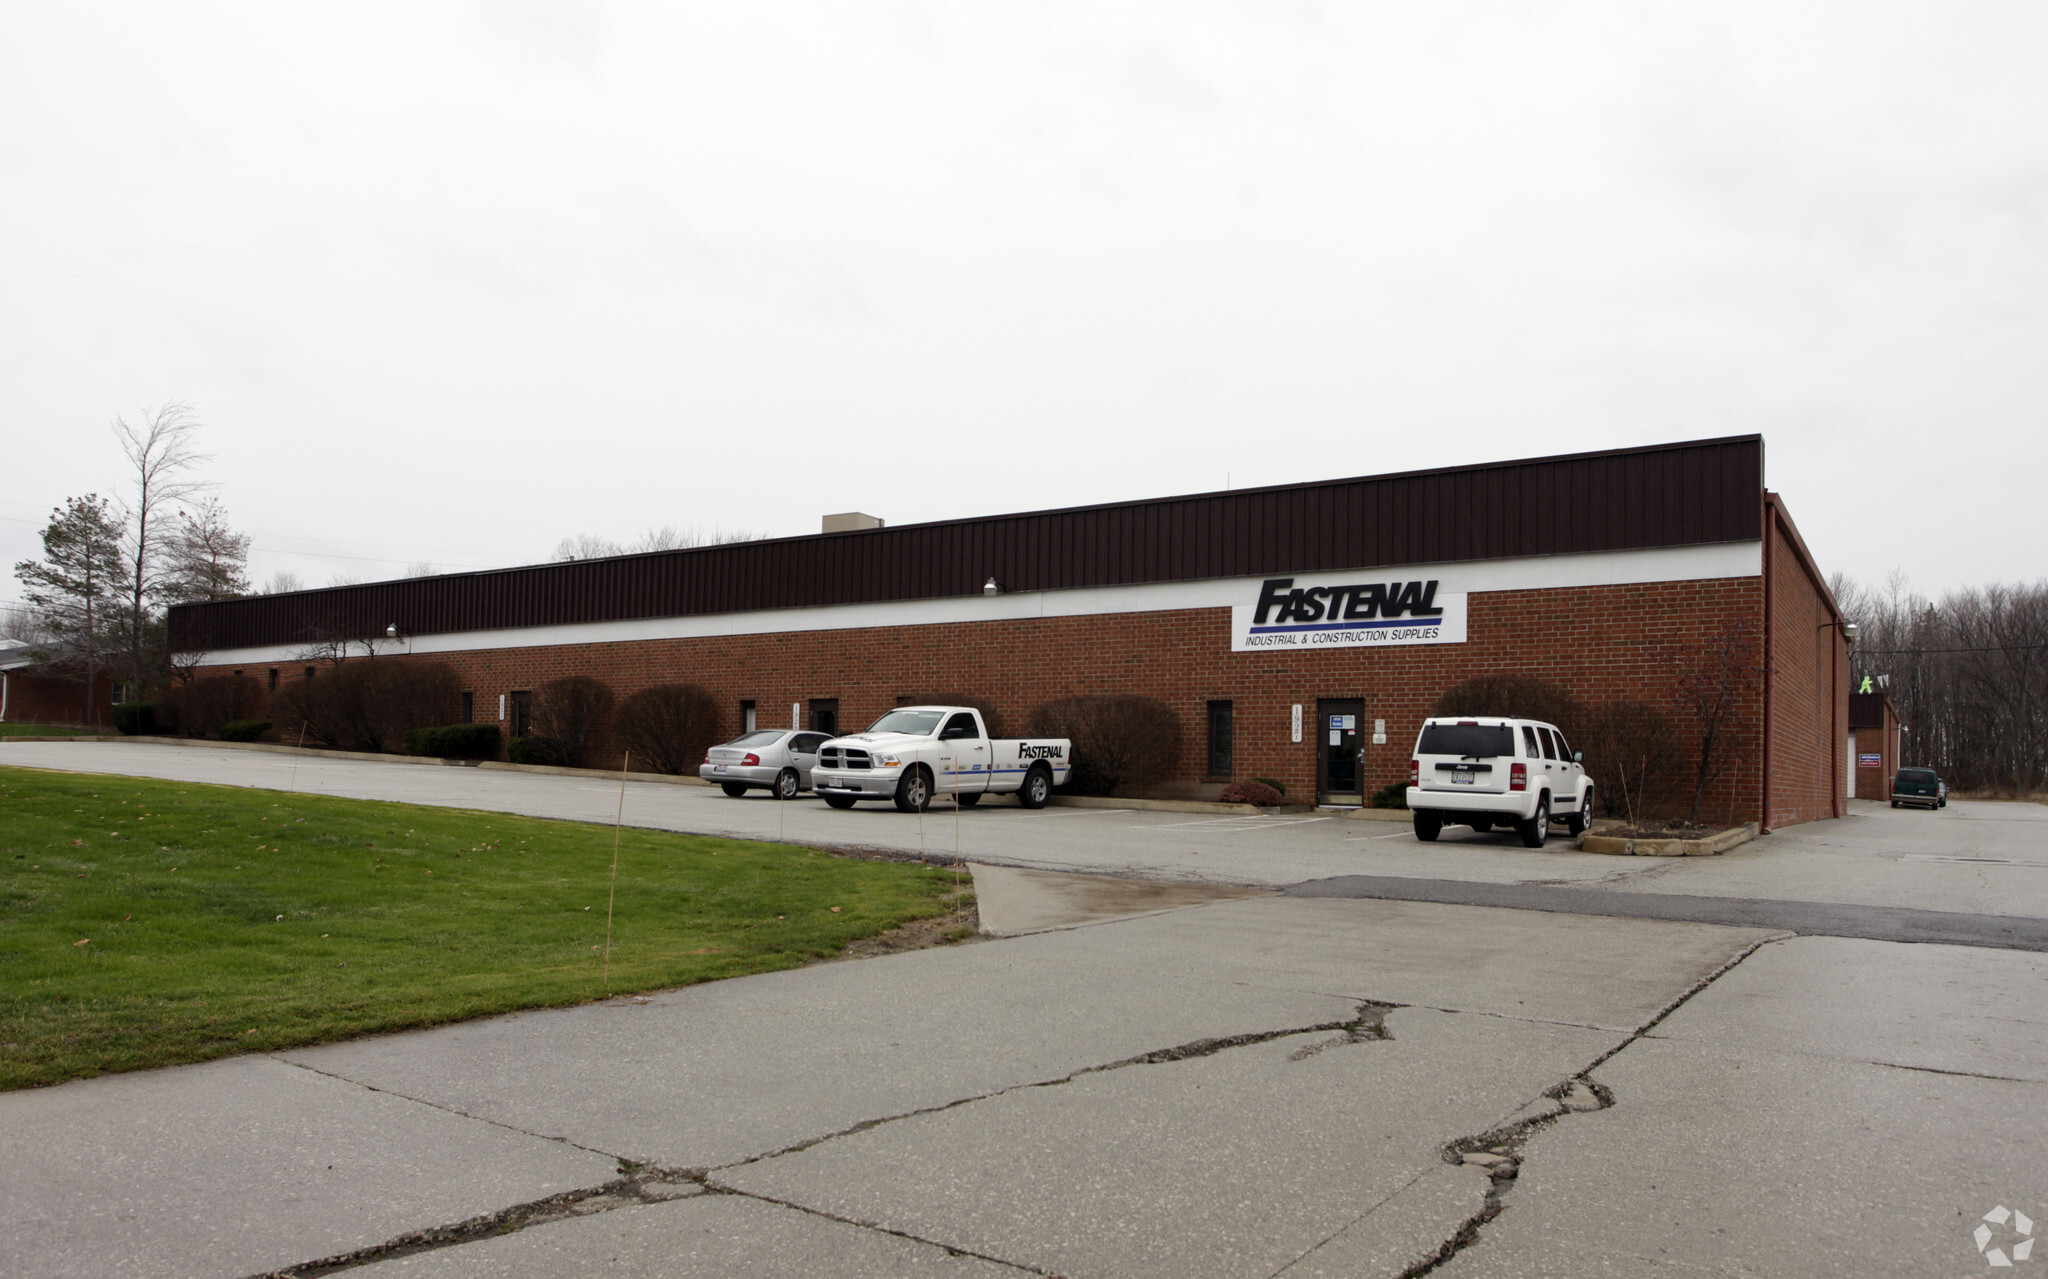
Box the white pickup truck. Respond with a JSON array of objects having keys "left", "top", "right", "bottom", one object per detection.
[{"left": 811, "top": 706, "right": 1072, "bottom": 812}]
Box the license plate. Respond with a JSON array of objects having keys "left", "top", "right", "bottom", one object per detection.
[
  {"left": 1452, "top": 774, "right": 1474, "bottom": 784},
  {"left": 713, "top": 765, "right": 727, "bottom": 773}
]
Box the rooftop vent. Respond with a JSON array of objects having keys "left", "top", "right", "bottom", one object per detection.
[{"left": 822, "top": 512, "right": 884, "bottom": 534}]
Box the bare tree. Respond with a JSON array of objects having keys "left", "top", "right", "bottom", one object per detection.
[
  {"left": 259, "top": 571, "right": 305, "bottom": 595},
  {"left": 1838, "top": 573, "right": 2048, "bottom": 795},
  {"left": 112, "top": 402, "right": 212, "bottom": 692},
  {"left": 12, "top": 495, "right": 126, "bottom": 722},
  {"left": 1671, "top": 619, "right": 1764, "bottom": 826},
  {"left": 551, "top": 526, "right": 765, "bottom": 561},
  {"left": 1577, "top": 700, "right": 1682, "bottom": 826},
  {"left": 403, "top": 561, "right": 439, "bottom": 579},
  {"left": 162, "top": 497, "right": 252, "bottom": 603}
]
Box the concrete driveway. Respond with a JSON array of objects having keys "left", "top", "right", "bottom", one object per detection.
[
  {"left": 4, "top": 742, "right": 2046, "bottom": 1276},
  {"left": 4, "top": 887, "right": 2043, "bottom": 1278}
]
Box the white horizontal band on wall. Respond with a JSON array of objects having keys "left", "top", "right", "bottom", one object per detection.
[{"left": 186, "top": 540, "right": 1762, "bottom": 667}]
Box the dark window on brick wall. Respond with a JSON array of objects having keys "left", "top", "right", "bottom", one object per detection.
[
  {"left": 304, "top": 666, "right": 316, "bottom": 681},
  {"left": 509, "top": 691, "right": 531, "bottom": 737},
  {"left": 461, "top": 691, "right": 474, "bottom": 724},
  {"left": 268, "top": 668, "right": 278, "bottom": 691},
  {"left": 1207, "top": 700, "right": 1234, "bottom": 777},
  {"left": 809, "top": 698, "right": 840, "bottom": 735}
]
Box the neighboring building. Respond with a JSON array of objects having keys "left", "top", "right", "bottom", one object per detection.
[
  {"left": 168, "top": 436, "right": 1852, "bottom": 828},
  {"left": 0, "top": 640, "right": 114, "bottom": 727},
  {"left": 1848, "top": 691, "right": 1905, "bottom": 801}
]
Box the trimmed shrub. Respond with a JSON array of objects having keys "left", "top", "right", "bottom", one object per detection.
[
  {"left": 1432, "top": 675, "right": 1586, "bottom": 740},
  {"left": 271, "top": 660, "right": 461, "bottom": 753},
  {"left": 112, "top": 702, "right": 160, "bottom": 736},
  {"left": 507, "top": 736, "right": 572, "bottom": 767},
  {"left": 1026, "top": 694, "right": 1182, "bottom": 797},
  {"left": 164, "top": 674, "right": 264, "bottom": 739},
  {"left": 1252, "top": 776, "right": 1287, "bottom": 797},
  {"left": 218, "top": 719, "right": 272, "bottom": 743},
  {"left": 1219, "top": 779, "right": 1285, "bottom": 806},
  {"left": 615, "top": 683, "right": 721, "bottom": 775},
  {"left": 893, "top": 693, "right": 1005, "bottom": 739},
  {"left": 405, "top": 723, "right": 502, "bottom": 760},
  {"left": 1369, "top": 781, "right": 1408, "bottom": 809},
  {"left": 1578, "top": 700, "right": 1683, "bottom": 822},
  {"left": 530, "top": 676, "right": 614, "bottom": 769}
]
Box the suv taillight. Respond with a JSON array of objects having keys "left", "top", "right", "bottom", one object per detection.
[
  {"left": 741, "top": 753, "right": 760, "bottom": 766},
  {"left": 1510, "top": 762, "right": 1528, "bottom": 792},
  {"left": 1409, "top": 759, "right": 1419, "bottom": 786}
]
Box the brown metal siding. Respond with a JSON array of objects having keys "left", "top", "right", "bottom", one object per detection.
[{"left": 170, "top": 436, "right": 1764, "bottom": 651}]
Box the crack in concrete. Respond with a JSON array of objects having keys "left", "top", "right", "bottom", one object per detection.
[
  {"left": 711, "top": 1002, "right": 1397, "bottom": 1173},
  {"left": 254, "top": 1006, "right": 1393, "bottom": 1275},
  {"left": 270, "top": 1054, "right": 625, "bottom": 1162},
  {"left": 240, "top": 1165, "right": 705, "bottom": 1279},
  {"left": 1395, "top": 934, "right": 1787, "bottom": 1277},
  {"left": 695, "top": 1183, "right": 1056, "bottom": 1276}
]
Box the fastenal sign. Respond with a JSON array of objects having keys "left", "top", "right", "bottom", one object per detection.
[{"left": 1232, "top": 574, "right": 1468, "bottom": 651}]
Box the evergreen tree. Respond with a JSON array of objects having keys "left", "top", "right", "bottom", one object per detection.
[{"left": 13, "top": 495, "right": 126, "bottom": 723}]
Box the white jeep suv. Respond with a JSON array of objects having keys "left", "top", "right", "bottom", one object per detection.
[{"left": 1404, "top": 716, "right": 1593, "bottom": 847}]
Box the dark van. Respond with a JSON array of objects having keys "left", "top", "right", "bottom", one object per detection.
[{"left": 1890, "top": 768, "right": 1947, "bottom": 810}]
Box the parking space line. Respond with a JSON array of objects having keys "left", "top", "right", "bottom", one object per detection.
[
  {"left": 1347, "top": 831, "right": 1414, "bottom": 841},
  {"left": 1903, "top": 854, "right": 2048, "bottom": 868}
]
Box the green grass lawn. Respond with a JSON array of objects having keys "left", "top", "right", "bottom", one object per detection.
[
  {"left": 0, "top": 767, "right": 968, "bottom": 1089},
  {"left": 0, "top": 723, "right": 108, "bottom": 737}
]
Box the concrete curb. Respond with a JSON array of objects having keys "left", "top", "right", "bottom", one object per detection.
[
  {"left": 1579, "top": 822, "right": 1761, "bottom": 857},
  {"left": 8, "top": 734, "right": 714, "bottom": 786},
  {"left": 1049, "top": 795, "right": 1267, "bottom": 815},
  {"left": 0, "top": 734, "right": 117, "bottom": 743}
]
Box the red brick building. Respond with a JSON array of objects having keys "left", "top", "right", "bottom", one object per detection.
[
  {"left": 169, "top": 436, "right": 1851, "bottom": 828},
  {"left": 0, "top": 642, "right": 114, "bottom": 728},
  {"left": 1848, "top": 692, "right": 1905, "bottom": 801}
]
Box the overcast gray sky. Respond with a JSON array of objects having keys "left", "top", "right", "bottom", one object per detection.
[{"left": 5, "top": 1, "right": 2043, "bottom": 601}]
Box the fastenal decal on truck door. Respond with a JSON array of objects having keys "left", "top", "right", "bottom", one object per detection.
[{"left": 1230, "top": 574, "right": 1469, "bottom": 651}]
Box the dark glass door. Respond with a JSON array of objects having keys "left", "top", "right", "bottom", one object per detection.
[{"left": 1317, "top": 698, "right": 1365, "bottom": 806}]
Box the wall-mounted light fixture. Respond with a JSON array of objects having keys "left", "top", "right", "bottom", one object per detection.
[
  {"left": 984, "top": 577, "right": 1001, "bottom": 596},
  {"left": 385, "top": 623, "right": 401, "bottom": 639}
]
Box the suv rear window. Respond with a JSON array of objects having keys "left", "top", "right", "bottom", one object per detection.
[
  {"left": 1417, "top": 723, "right": 1515, "bottom": 758},
  {"left": 1897, "top": 768, "right": 1937, "bottom": 783}
]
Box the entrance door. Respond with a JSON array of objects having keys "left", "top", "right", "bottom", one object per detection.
[{"left": 1317, "top": 698, "right": 1365, "bottom": 806}]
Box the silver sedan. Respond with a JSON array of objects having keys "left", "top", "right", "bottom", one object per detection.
[{"left": 700, "top": 729, "right": 828, "bottom": 800}]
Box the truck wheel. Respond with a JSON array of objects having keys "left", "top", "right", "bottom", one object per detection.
[
  {"left": 1018, "top": 764, "right": 1052, "bottom": 809},
  {"left": 1413, "top": 810, "right": 1442, "bottom": 842},
  {"left": 720, "top": 782, "right": 749, "bottom": 798},
  {"left": 955, "top": 792, "right": 982, "bottom": 807},
  {"left": 1518, "top": 796, "right": 1550, "bottom": 848},
  {"left": 894, "top": 767, "right": 933, "bottom": 813},
  {"left": 823, "top": 794, "right": 857, "bottom": 809},
  {"left": 1565, "top": 791, "right": 1593, "bottom": 836},
  {"left": 772, "top": 769, "right": 800, "bottom": 801}
]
